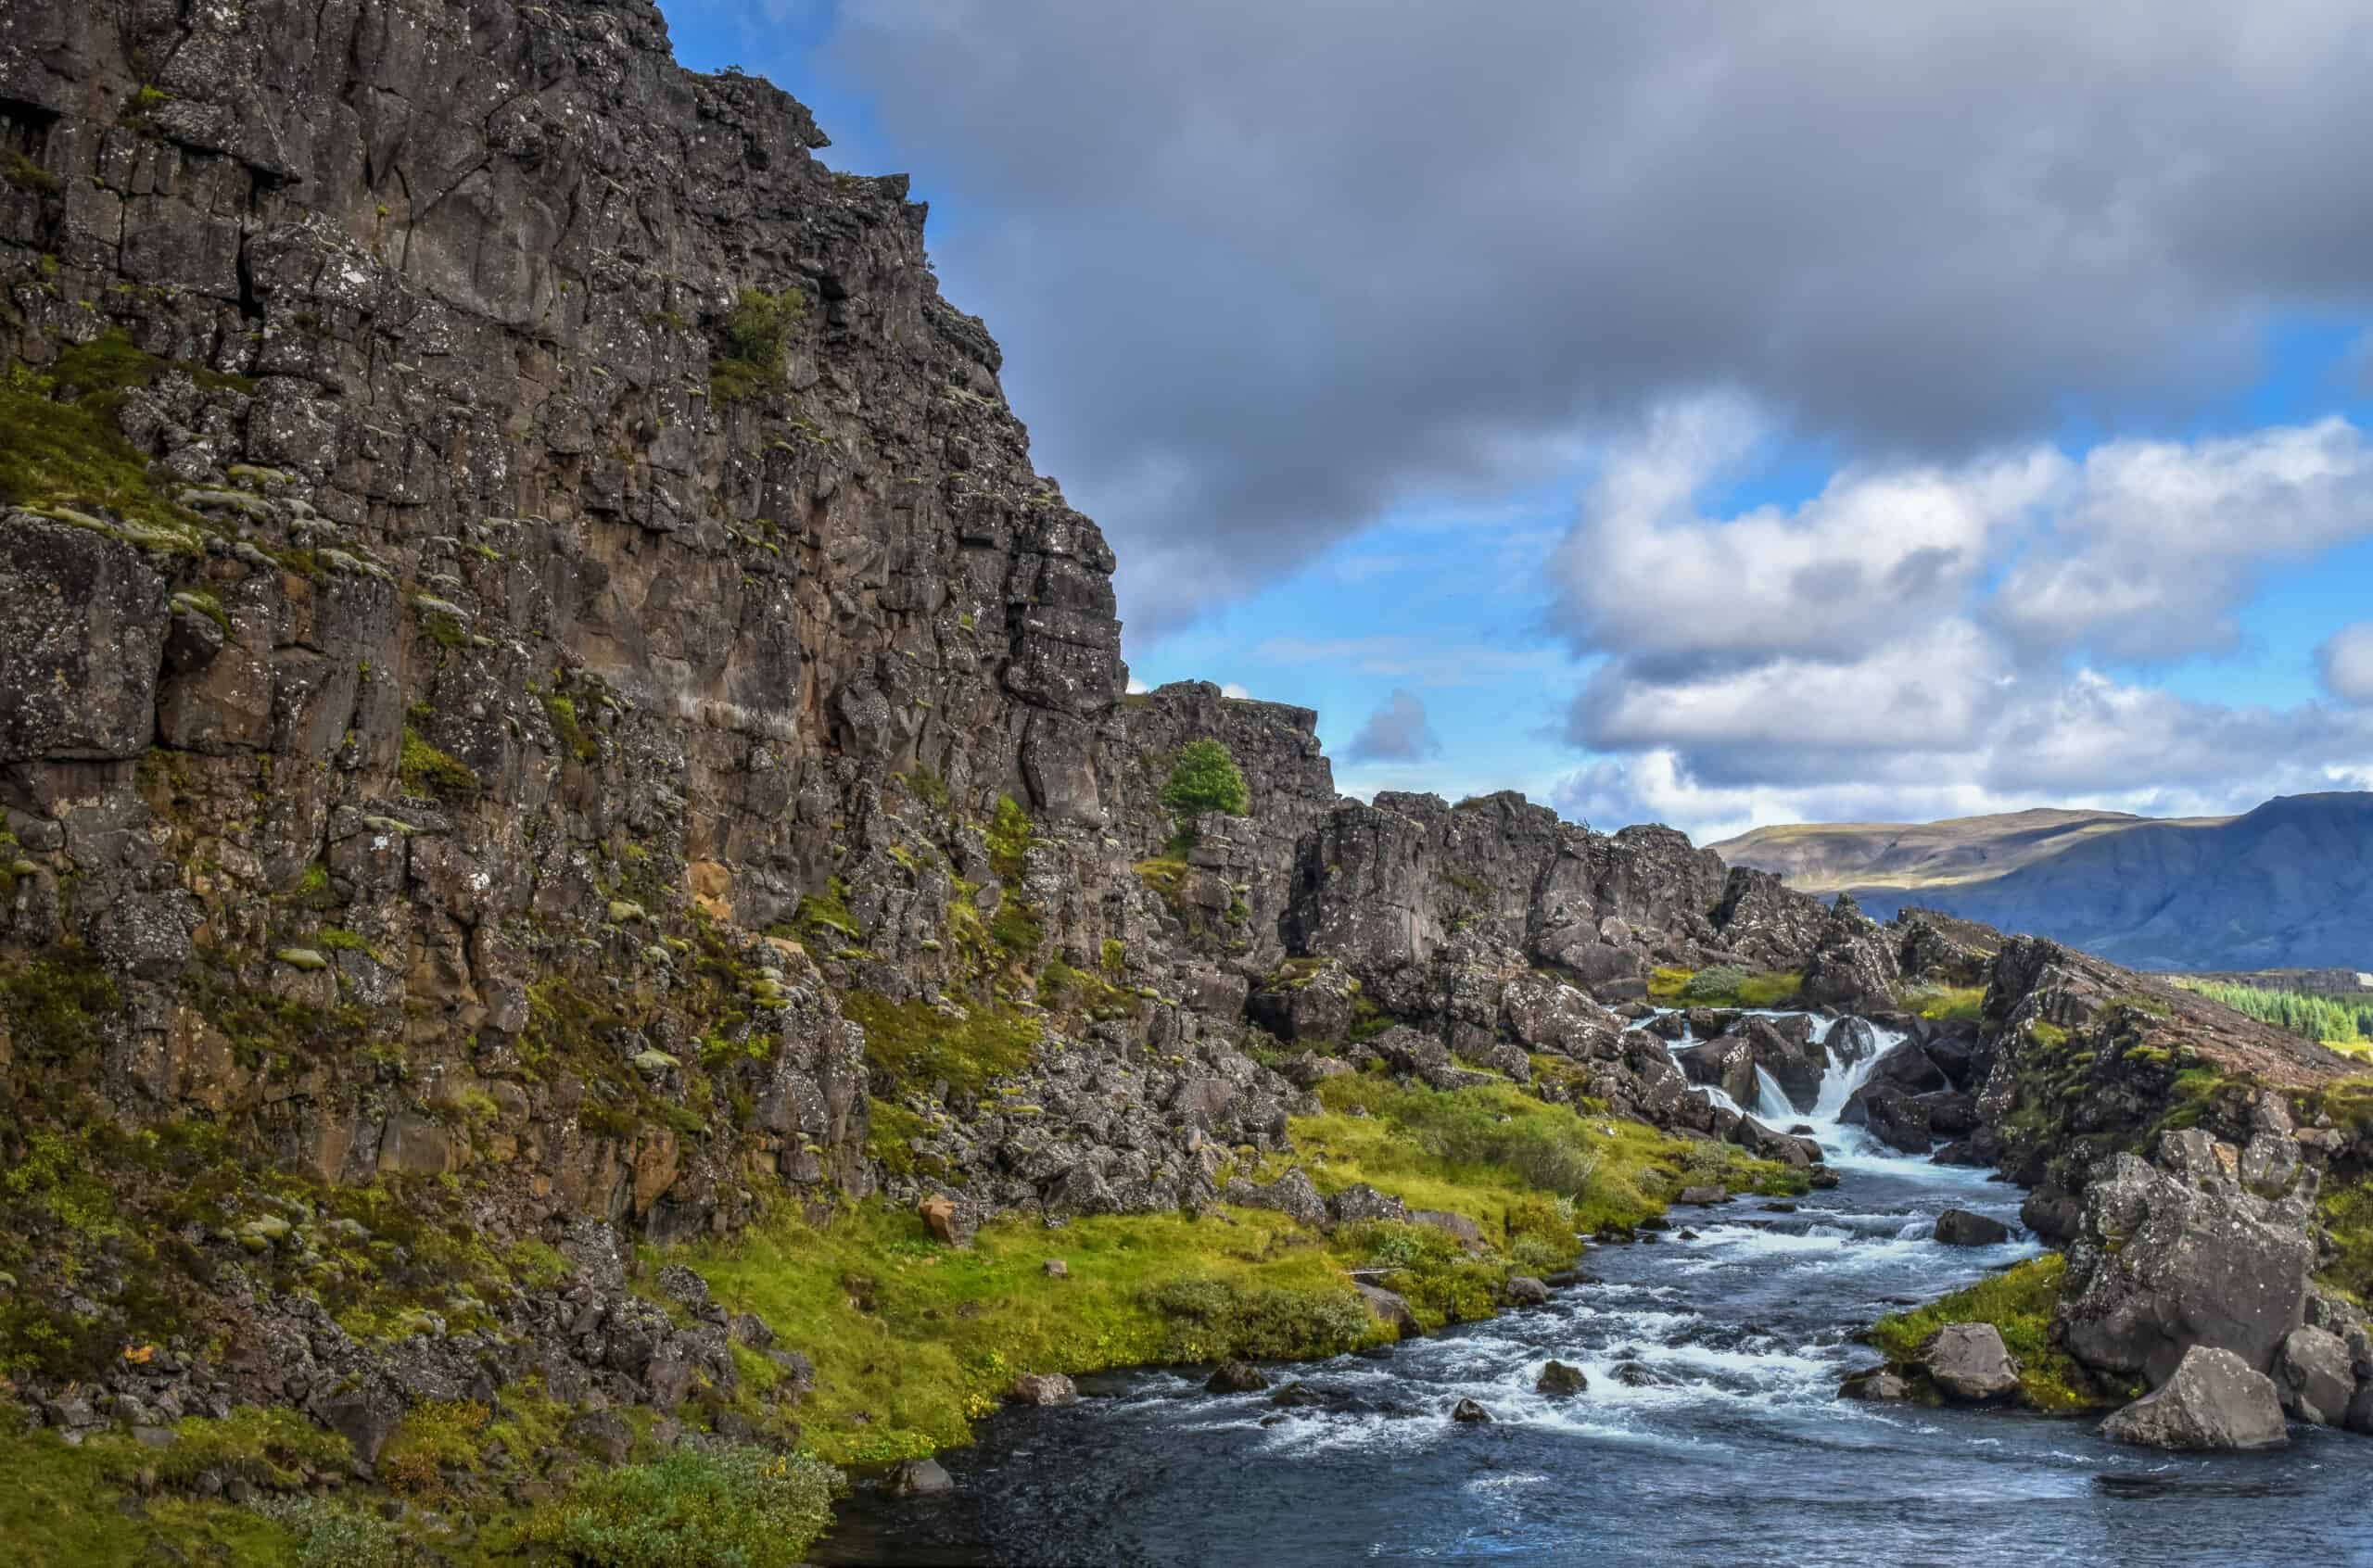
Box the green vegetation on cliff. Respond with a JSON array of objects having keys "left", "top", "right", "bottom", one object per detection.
[
  {"left": 1647, "top": 965, "right": 1805, "bottom": 1009},
  {"left": 1161, "top": 738, "right": 1250, "bottom": 820}
]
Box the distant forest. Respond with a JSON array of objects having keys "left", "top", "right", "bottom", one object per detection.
[{"left": 2176, "top": 980, "right": 2373, "bottom": 1049}]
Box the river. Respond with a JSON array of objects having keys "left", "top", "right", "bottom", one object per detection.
[{"left": 818, "top": 1013, "right": 2373, "bottom": 1566}]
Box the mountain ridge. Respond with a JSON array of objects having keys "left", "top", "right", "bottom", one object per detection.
[{"left": 1713, "top": 792, "right": 2373, "bottom": 971}]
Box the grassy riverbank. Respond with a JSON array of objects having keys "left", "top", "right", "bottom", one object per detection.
[{"left": 686, "top": 1076, "right": 1806, "bottom": 1464}]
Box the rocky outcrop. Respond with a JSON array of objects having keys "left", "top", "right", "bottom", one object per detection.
[
  {"left": 2100, "top": 1346, "right": 2288, "bottom": 1451},
  {"left": 2057, "top": 1118, "right": 2318, "bottom": 1388}
]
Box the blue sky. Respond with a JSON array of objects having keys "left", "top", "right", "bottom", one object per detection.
[{"left": 657, "top": 1, "right": 2373, "bottom": 842}]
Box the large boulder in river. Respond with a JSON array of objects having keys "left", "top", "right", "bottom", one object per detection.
[
  {"left": 1866, "top": 1039, "right": 1949, "bottom": 1094},
  {"left": 1840, "top": 1080, "right": 1932, "bottom": 1153},
  {"left": 1934, "top": 1208, "right": 2011, "bottom": 1247},
  {"left": 2273, "top": 1326, "right": 2355, "bottom": 1426},
  {"left": 2100, "top": 1346, "right": 2287, "bottom": 1451},
  {"left": 1675, "top": 1033, "right": 1757, "bottom": 1106},
  {"left": 2057, "top": 1124, "right": 2318, "bottom": 1387},
  {"left": 1825, "top": 1016, "right": 1881, "bottom": 1066},
  {"left": 1537, "top": 1360, "right": 1589, "bottom": 1396},
  {"left": 1926, "top": 1321, "right": 2020, "bottom": 1404}
]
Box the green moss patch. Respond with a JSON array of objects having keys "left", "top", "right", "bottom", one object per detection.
[
  {"left": 1867, "top": 1255, "right": 2125, "bottom": 1414},
  {"left": 842, "top": 989, "right": 1042, "bottom": 1098}
]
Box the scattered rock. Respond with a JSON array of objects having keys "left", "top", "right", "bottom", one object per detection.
[
  {"left": 1536, "top": 1360, "right": 1588, "bottom": 1397},
  {"left": 1676, "top": 1186, "right": 1729, "bottom": 1207},
  {"left": 1449, "top": 1397, "right": 1492, "bottom": 1423},
  {"left": 1933, "top": 1209, "right": 2011, "bottom": 1247},
  {"left": 1504, "top": 1275, "right": 1552, "bottom": 1308},
  {"left": 1838, "top": 1368, "right": 1911, "bottom": 1402},
  {"left": 919, "top": 1195, "right": 975, "bottom": 1248},
  {"left": 888, "top": 1457, "right": 953, "bottom": 1496},
  {"left": 1042, "top": 1259, "right": 1070, "bottom": 1279},
  {"left": 2100, "top": 1346, "right": 2288, "bottom": 1451},
  {"left": 1354, "top": 1282, "right": 1421, "bottom": 1339},
  {"left": 1206, "top": 1360, "right": 1270, "bottom": 1394},
  {"left": 1009, "top": 1372, "right": 1078, "bottom": 1407},
  {"left": 565, "top": 1410, "right": 633, "bottom": 1465},
  {"left": 1926, "top": 1322, "right": 2019, "bottom": 1404}
]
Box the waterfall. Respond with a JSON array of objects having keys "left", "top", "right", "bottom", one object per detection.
[{"left": 1751, "top": 1066, "right": 1795, "bottom": 1122}]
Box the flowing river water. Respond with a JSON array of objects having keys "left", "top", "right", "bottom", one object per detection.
[{"left": 819, "top": 1014, "right": 2373, "bottom": 1566}]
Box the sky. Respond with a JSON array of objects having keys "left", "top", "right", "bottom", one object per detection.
[{"left": 656, "top": 0, "right": 2373, "bottom": 844}]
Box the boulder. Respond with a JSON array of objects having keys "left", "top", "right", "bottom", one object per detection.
[
  {"left": 1926, "top": 1321, "right": 2020, "bottom": 1404},
  {"left": 888, "top": 1457, "right": 953, "bottom": 1496},
  {"left": 1933, "top": 1209, "right": 2011, "bottom": 1247},
  {"left": 1838, "top": 1368, "right": 1911, "bottom": 1402},
  {"left": 2273, "top": 1326, "right": 2354, "bottom": 1426},
  {"left": 1207, "top": 1360, "right": 1271, "bottom": 1394},
  {"left": 1449, "top": 1397, "right": 1492, "bottom": 1423},
  {"left": 1674, "top": 1033, "right": 1758, "bottom": 1106},
  {"left": 918, "top": 1195, "right": 976, "bottom": 1247},
  {"left": 1504, "top": 1275, "right": 1552, "bottom": 1307},
  {"left": 2057, "top": 1131, "right": 2316, "bottom": 1387},
  {"left": 1866, "top": 1039, "right": 1948, "bottom": 1094},
  {"left": 1326, "top": 1182, "right": 1411, "bottom": 1225},
  {"left": 1009, "top": 1372, "right": 1078, "bottom": 1407},
  {"left": 1840, "top": 1081, "right": 1932, "bottom": 1154},
  {"left": 565, "top": 1410, "right": 634, "bottom": 1465},
  {"left": 1354, "top": 1282, "right": 1421, "bottom": 1339},
  {"left": 1825, "top": 1016, "right": 1881, "bottom": 1065},
  {"left": 1536, "top": 1360, "right": 1588, "bottom": 1397},
  {"left": 1676, "top": 1185, "right": 1729, "bottom": 1207},
  {"left": 1225, "top": 1169, "right": 1329, "bottom": 1230},
  {"left": 1410, "top": 1208, "right": 1487, "bottom": 1250},
  {"left": 2100, "top": 1346, "right": 2288, "bottom": 1451},
  {"left": 1277, "top": 1051, "right": 1353, "bottom": 1090}
]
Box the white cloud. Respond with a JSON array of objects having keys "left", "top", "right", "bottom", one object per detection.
[
  {"left": 1125, "top": 675, "right": 1150, "bottom": 694},
  {"left": 1550, "top": 398, "right": 2373, "bottom": 837},
  {"left": 1993, "top": 419, "right": 2373, "bottom": 660},
  {"left": 1220, "top": 682, "right": 1251, "bottom": 699},
  {"left": 2317, "top": 623, "right": 2373, "bottom": 705}
]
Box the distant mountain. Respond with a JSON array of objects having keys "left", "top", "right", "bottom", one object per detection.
[{"left": 1710, "top": 793, "right": 2373, "bottom": 972}]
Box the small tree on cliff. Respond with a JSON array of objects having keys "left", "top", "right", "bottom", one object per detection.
[{"left": 1161, "top": 739, "right": 1250, "bottom": 828}]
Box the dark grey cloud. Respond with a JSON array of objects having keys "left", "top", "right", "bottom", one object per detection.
[
  {"left": 1347, "top": 689, "right": 1441, "bottom": 763},
  {"left": 762, "top": 0, "right": 2373, "bottom": 631}
]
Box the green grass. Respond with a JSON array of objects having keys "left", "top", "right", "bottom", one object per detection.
[
  {"left": 681, "top": 1200, "right": 1370, "bottom": 1463},
  {"left": 1649, "top": 966, "right": 1804, "bottom": 1008},
  {"left": 1867, "top": 1255, "right": 2125, "bottom": 1413},
  {"left": 0, "top": 1402, "right": 329, "bottom": 1566},
  {"left": 520, "top": 1441, "right": 842, "bottom": 1567},
  {"left": 985, "top": 795, "right": 1034, "bottom": 881},
  {"left": 1905, "top": 984, "right": 1987, "bottom": 1023}
]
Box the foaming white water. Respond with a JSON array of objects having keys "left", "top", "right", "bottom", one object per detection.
[{"left": 1751, "top": 1066, "right": 1794, "bottom": 1121}]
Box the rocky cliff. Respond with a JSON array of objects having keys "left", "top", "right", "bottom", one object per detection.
[{"left": 0, "top": 0, "right": 1876, "bottom": 1455}]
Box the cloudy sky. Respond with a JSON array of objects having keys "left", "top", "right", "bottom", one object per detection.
[{"left": 663, "top": 0, "right": 2373, "bottom": 843}]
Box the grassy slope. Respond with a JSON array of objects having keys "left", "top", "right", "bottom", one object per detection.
[{"left": 685, "top": 1074, "right": 1804, "bottom": 1465}]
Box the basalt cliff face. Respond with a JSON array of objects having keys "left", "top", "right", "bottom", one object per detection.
[
  {"left": 2, "top": 0, "right": 2367, "bottom": 1528},
  {"left": 0, "top": 0, "right": 1867, "bottom": 1446}
]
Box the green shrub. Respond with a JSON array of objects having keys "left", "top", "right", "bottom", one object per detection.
[
  {"left": 1161, "top": 739, "right": 1250, "bottom": 821},
  {"left": 253, "top": 1498, "right": 412, "bottom": 1568},
  {"left": 535, "top": 1441, "right": 844, "bottom": 1568},
  {"left": 1146, "top": 1278, "right": 1371, "bottom": 1360},
  {"left": 710, "top": 287, "right": 807, "bottom": 404}
]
